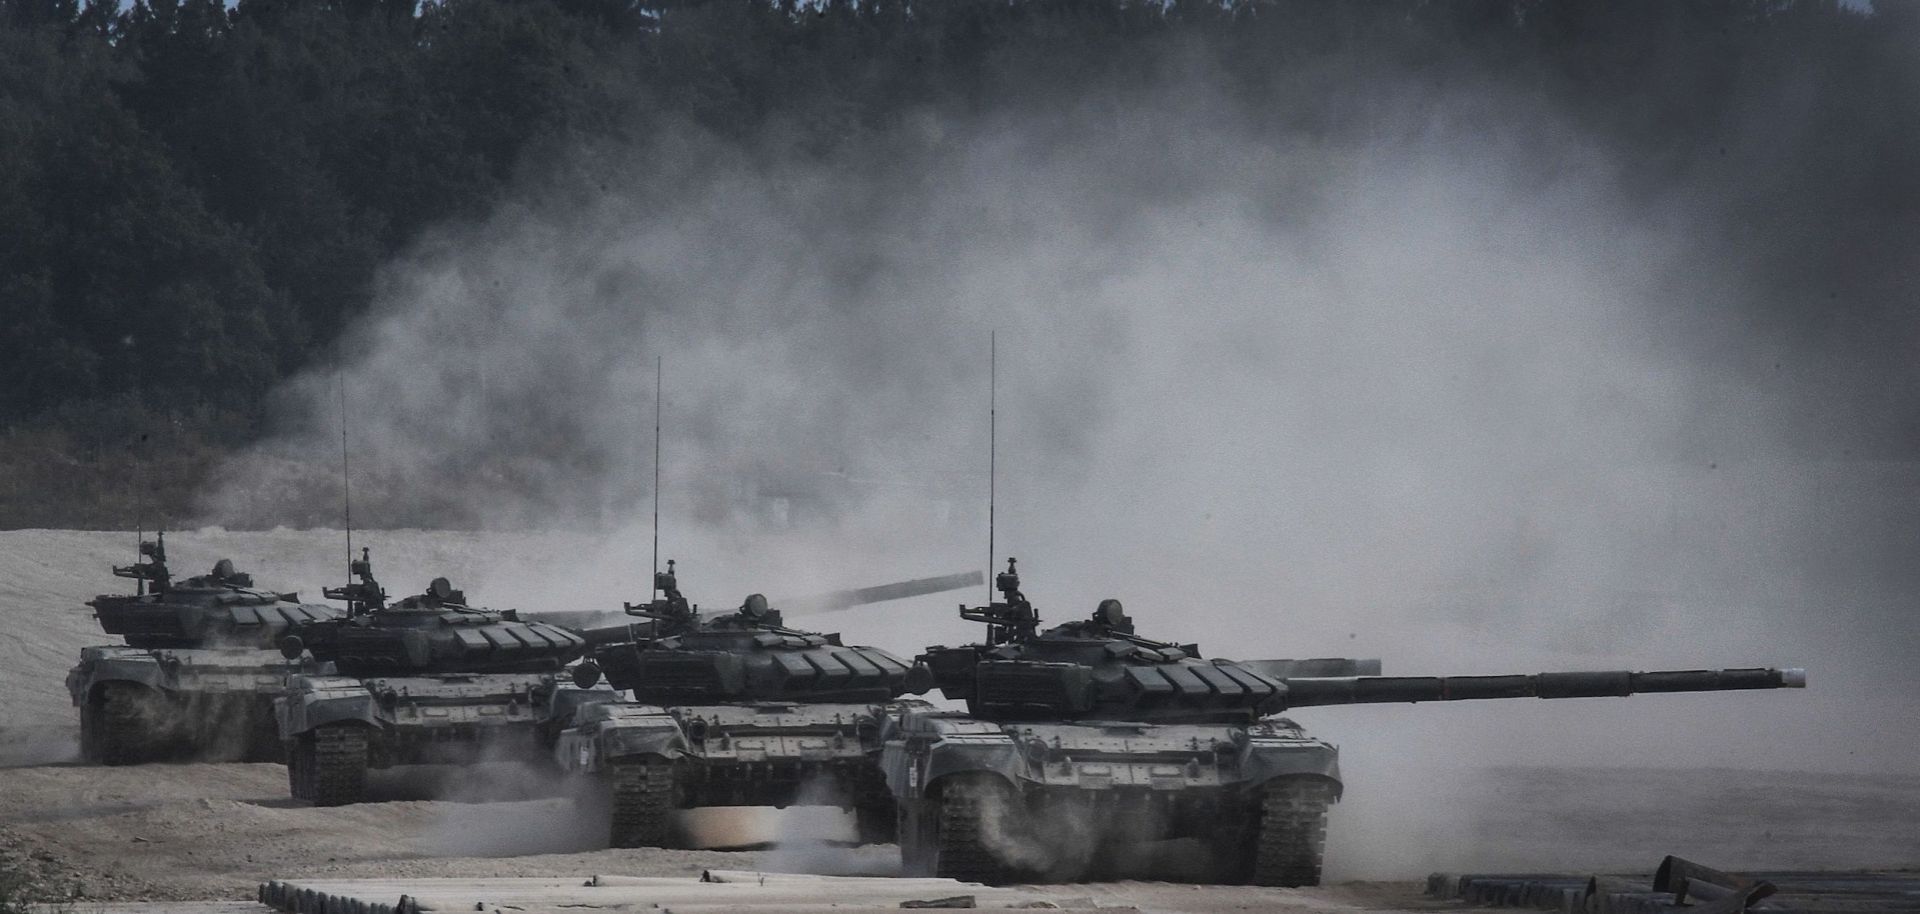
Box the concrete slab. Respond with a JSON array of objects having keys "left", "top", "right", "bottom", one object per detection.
[{"left": 258, "top": 870, "right": 1096, "bottom": 914}]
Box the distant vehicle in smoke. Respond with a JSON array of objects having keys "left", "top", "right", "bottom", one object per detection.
[
  {"left": 551, "top": 560, "right": 978, "bottom": 849},
  {"left": 67, "top": 531, "right": 345, "bottom": 764},
  {"left": 273, "top": 548, "right": 611, "bottom": 806},
  {"left": 882, "top": 558, "right": 1807, "bottom": 886}
]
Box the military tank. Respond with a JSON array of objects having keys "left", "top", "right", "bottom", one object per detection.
[
  {"left": 66, "top": 533, "right": 344, "bottom": 764},
  {"left": 275, "top": 548, "right": 610, "bottom": 806},
  {"left": 553, "top": 561, "right": 976, "bottom": 849},
  {"left": 882, "top": 559, "right": 1807, "bottom": 886}
]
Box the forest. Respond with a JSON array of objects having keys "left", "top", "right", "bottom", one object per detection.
[{"left": 0, "top": 0, "right": 1914, "bottom": 528}]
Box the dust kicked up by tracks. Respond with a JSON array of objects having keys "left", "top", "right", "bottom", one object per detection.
[{"left": 2, "top": 760, "right": 1917, "bottom": 908}]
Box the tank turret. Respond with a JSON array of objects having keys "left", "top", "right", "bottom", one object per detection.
[
  {"left": 921, "top": 559, "right": 1803, "bottom": 723},
  {"left": 587, "top": 560, "right": 925, "bottom": 704},
  {"left": 88, "top": 532, "right": 342, "bottom": 649},
  {"left": 283, "top": 548, "right": 586, "bottom": 677}
]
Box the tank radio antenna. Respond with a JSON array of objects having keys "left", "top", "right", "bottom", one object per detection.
[
  {"left": 129, "top": 333, "right": 146, "bottom": 595},
  {"left": 651, "top": 355, "right": 663, "bottom": 600},
  {"left": 132, "top": 431, "right": 147, "bottom": 595},
  {"left": 987, "top": 330, "right": 997, "bottom": 605},
  {"left": 338, "top": 372, "right": 353, "bottom": 586}
]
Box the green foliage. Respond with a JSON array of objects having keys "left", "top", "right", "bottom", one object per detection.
[{"left": 0, "top": 0, "right": 1914, "bottom": 526}]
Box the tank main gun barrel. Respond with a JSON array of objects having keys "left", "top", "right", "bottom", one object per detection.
[
  {"left": 1278, "top": 667, "right": 1805, "bottom": 708},
  {"left": 575, "top": 621, "right": 658, "bottom": 647},
  {"left": 782, "top": 570, "right": 985, "bottom": 615}
]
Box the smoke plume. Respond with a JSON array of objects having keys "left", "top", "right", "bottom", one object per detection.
[{"left": 196, "top": 8, "right": 1919, "bottom": 877}]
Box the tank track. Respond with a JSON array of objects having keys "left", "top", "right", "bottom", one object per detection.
[
  {"left": 607, "top": 760, "right": 675, "bottom": 848},
  {"left": 85, "top": 684, "right": 160, "bottom": 766},
  {"left": 934, "top": 777, "right": 1015, "bottom": 885},
  {"left": 1254, "top": 777, "right": 1332, "bottom": 887},
  {"left": 294, "top": 725, "right": 369, "bottom": 807}
]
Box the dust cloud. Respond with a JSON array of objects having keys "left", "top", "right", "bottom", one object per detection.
[{"left": 190, "top": 29, "right": 1918, "bottom": 878}]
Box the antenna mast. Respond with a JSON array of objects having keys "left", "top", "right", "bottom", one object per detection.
[
  {"left": 133, "top": 432, "right": 146, "bottom": 595},
  {"left": 651, "top": 355, "right": 662, "bottom": 599},
  {"left": 338, "top": 373, "right": 353, "bottom": 584},
  {"left": 988, "top": 330, "right": 996, "bottom": 604}
]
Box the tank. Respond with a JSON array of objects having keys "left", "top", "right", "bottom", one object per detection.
[
  {"left": 880, "top": 559, "right": 1806, "bottom": 886},
  {"left": 274, "top": 548, "right": 611, "bottom": 806},
  {"left": 64, "top": 532, "right": 345, "bottom": 764},
  {"left": 552, "top": 561, "right": 975, "bottom": 849}
]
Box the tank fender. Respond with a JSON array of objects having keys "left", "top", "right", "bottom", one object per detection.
[
  {"left": 596, "top": 717, "right": 689, "bottom": 763},
  {"left": 881, "top": 727, "right": 1019, "bottom": 800},
  {"left": 549, "top": 683, "right": 621, "bottom": 720},
  {"left": 70, "top": 655, "right": 174, "bottom": 702},
  {"left": 1248, "top": 770, "right": 1344, "bottom": 800},
  {"left": 275, "top": 687, "right": 384, "bottom": 739},
  {"left": 1240, "top": 738, "right": 1344, "bottom": 797},
  {"left": 556, "top": 709, "right": 687, "bottom": 773}
]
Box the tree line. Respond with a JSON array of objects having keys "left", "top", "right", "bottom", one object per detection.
[{"left": 0, "top": 0, "right": 1913, "bottom": 527}]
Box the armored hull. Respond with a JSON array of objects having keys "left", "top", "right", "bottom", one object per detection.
[
  {"left": 551, "top": 564, "right": 973, "bottom": 848},
  {"left": 274, "top": 558, "right": 609, "bottom": 806},
  {"left": 278, "top": 671, "right": 608, "bottom": 805},
  {"left": 558, "top": 698, "right": 923, "bottom": 847},
  {"left": 884, "top": 707, "right": 1338, "bottom": 884},
  {"left": 67, "top": 645, "right": 322, "bottom": 764},
  {"left": 879, "top": 559, "right": 1806, "bottom": 886},
  {"left": 66, "top": 540, "right": 345, "bottom": 765}
]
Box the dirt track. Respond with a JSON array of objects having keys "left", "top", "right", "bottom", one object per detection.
[{"left": 2, "top": 759, "right": 1916, "bottom": 910}]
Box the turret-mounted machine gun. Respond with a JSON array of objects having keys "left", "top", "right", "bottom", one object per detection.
[
  {"left": 321, "top": 547, "right": 387, "bottom": 617},
  {"left": 960, "top": 558, "right": 1039, "bottom": 645},
  {"left": 112, "top": 532, "right": 171, "bottom": 596},
  {"left": 618, "top": 559, "right": 697, "bottom": 637}
]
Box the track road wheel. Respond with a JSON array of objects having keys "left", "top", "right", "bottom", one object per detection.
[
  {"left": 607, "top": 760, "right": 675, "bottom": 848},
  {"left": 1253, "top": 777, "right": 1333, "bottom": 887},
  {"left": 89, "top": 684, "right": 158, "bottom": 766},
  {"left": 932, "top": 776, "right": 1016, "bottom": 885},
  {"left": 294, "top": 725, "right": 369, "bottom": 806}
]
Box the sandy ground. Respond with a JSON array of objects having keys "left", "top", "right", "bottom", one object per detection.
[
  {"left": 3, "top": 760, "right": 1915, "bottom": 907},
  {"left": 4, "top": 529, "right": 1916, "bottom": 912}
]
